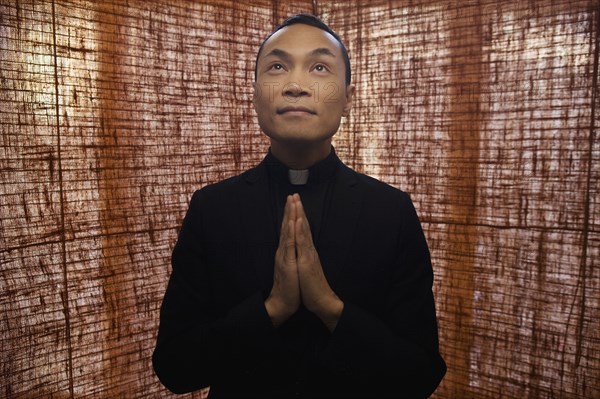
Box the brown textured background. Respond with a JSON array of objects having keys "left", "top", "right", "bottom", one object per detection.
[{"left": 1, "top": 0, "right": 598, "bottom": 398}]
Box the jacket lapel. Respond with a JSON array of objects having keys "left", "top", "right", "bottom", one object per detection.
[
  {"left": 316, "top": 164, "right": 364, "bottom": 291},
  {"left": 238, "top": 161, "right": 279, "bottom": 295}
]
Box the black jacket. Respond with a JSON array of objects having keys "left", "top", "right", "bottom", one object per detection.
[{"left": 153, "top": 154, "right": 446, "bottom": 398}]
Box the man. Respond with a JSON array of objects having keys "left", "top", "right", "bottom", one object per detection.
[{"left": 153, "top": 14, "right": 446, "bottom": 398}]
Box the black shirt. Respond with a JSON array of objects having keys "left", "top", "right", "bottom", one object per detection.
[{"left": 264, "top": 147, "right": 341, "bottom": 242}]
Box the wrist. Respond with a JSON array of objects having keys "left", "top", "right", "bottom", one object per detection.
[
  {"left": 264, "top": 296, "right": 292, "bottom": 327},
  {"left": 317, "top": 296, "right": 344, "bottom": 332}
]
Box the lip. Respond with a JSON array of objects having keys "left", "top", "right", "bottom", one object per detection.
[{"left": 277, "top": 106, "right": 317, "bottom": 115}]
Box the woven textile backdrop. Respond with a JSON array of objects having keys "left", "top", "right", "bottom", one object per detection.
[{"left": 1, "top": 0, "right": 598, "bottom": 398}]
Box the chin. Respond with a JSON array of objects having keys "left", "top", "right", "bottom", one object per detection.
[
  {"left": 272, "top": 127, "right": 334, "bottom": 141},
  {"left": 276, "top": 134, "right": 332, "bottom": 147}
]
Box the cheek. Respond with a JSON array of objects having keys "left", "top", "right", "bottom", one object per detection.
[
  {"left": 254, "top": 80, "right": 283, "bottom": 107},
  {"left": 253, "top": 90, "right": 267, "bottom": 110},
  {"left": 322, "top": 82, "right": 342, "bottom": 103},
  {"left": 253, "top": 96, "right": 273, "bottom": 123},
  {"left": 314, "top": 82, "right": 347, "bottom": 112}
]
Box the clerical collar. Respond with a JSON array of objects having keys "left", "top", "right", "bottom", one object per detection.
[
  {"left": 264, "top": 147, "right": 341, "bottom": 186},
  {"left": 288, "top": 169, "right": 309, "bottom": 185}
]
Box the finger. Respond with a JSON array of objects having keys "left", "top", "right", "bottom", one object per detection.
[
  {"left": 282, "top": 195, "right": 292, "bottom": 224},
  {"left": 283, "top": 220, "right": 297, "bottom": 263},
  {"left": 281, "top": 196, "right": 297, "bottom": 263},
  {"left": 294, "top": 209, "right": 316, "bottom": 264},
  {"left": 279, "top": 195, "right": 292, "bottom": 240},
  {"left": 293, "top": 193, "right": 307, "bottom": 221},
  {"left": 295, "top": 220, "right": 312, "bottom": 259},
  {"left": 293, "top": 195, "right": 313, "bottom": 242},
  {"left": 292, "top": 193, "right": 301, "bottom": 212}
]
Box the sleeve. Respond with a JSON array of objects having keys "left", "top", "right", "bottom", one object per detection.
[
  {"left": 151, "top": 190, "right": 280, "bottom": 394},
  {"left": 317, "top": 191, "right": 446, "bottom": 398}
]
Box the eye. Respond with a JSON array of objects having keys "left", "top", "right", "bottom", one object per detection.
[
  {"left": 269, "top": 63, "right": 285, "bottom": 71},
  {"left": 313, "top": 64, "right": 329, "bottom": 73}
]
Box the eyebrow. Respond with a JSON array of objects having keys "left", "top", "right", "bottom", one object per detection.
[{"left": 263, "top": 47, "right": 337, "bottom": 61}]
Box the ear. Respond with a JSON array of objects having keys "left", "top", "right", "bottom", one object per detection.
[{"left": 342, "top": 84, "right": 356, "bottom": 117}]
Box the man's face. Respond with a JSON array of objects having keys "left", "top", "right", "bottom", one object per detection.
[{"left": 253, "top": 23, "right": 354, "bottom": 147}]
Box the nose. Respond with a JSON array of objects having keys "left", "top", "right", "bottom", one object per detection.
[{"left": 283, "top": 81, "right": 310, "bottom": 99}]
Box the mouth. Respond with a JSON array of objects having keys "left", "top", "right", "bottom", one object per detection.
[{"left": 276, "top": 106, "right": 317, "bottom": 115}]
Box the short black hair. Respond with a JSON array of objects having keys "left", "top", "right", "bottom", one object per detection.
[{"left": 254, "top": 13, "right": 352, "bottom": 85}]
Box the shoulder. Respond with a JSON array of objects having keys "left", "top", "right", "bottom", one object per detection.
[
  {"left": 338, "top": 164, "right": 420, "bottom": 229},
  {"left": 189, "top": 165, "right": 262, "bottom": 204},
  {"left": 341, "top": 163, "right": 410, "bottom": 203}
]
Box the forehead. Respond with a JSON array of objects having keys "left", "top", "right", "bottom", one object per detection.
[{"left": 260, "top": 23, "right": 343, "bottom": 58}]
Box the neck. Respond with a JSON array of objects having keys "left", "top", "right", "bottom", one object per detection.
[{"left": 270, "top": 140, "right": 332, "bottom": 169}]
